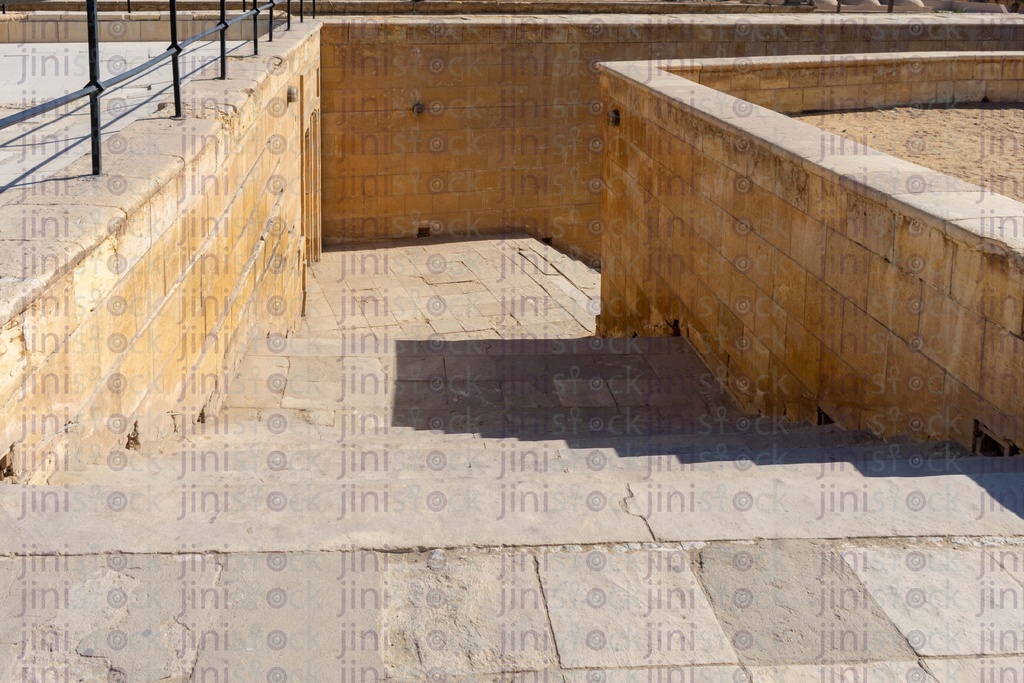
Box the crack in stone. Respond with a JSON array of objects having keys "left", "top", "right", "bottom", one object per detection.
[
  {"left": 533, "top": 552, "right": 562, "bottom": 669},
  {"left": 621, "top": 482, "right": 657, "bottom": 542}
]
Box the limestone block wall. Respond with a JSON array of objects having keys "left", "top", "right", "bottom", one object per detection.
[
  {"left": 669, "top": 51, "right": 1024, "bottom": 112},
  {"left": 597, "top": 55, "right": 1024, "bottom": 450},
  {"left": 0, "top": 24, "right": 321, "bottom": 481},
  {"left": 320, "top": 15, "right": 1024, "bottom": 263}
]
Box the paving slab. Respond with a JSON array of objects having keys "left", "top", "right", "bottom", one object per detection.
[
  {"left": 0, "top": 554, "right": 220, "bottom": 683},
  {"left": 189, "top": 552, "right": 385, "bottom": 682},
  {"left": 383, "top": 549, "right": 557, "bottom": 679},
  {"left": 696, "top": 540, "right": 915, "bottom": 665},
  {"left": 846, "top": 545, "right": 1024, "bottom": 657},
  {"left": 539, "top": 547, "right": 738, "bottom": 668},
  {"left": 926, "top": 656, "right": 1024, "bottom": 682}
]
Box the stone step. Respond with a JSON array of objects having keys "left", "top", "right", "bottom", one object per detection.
[
  {"left": 13, "top": 457, "right": 1024, "bottom": 554},
  {"left": 159, "top": 409, "right": 882, "bottom": 449},
  {"left": 241, "top": 333, "right": 706, "bottom": 358},
  {"left": 61, "top": 432, "right": 970, "bottom": 487}
]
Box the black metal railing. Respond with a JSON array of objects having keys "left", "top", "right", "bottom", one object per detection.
[{"left": 0, "top": 0, "right": 315, "bottom": 175}]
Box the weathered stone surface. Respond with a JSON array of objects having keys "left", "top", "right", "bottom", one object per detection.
[
  {"left": 696, "top": 540, "right": 915, "bottom": 665},
  {"left": 0, "top": 554, "right": 220, "bottom": 683},
  {"left": 848, "top": 545, "right": 1024, "bottom": 656},
  {"left": 631, "top": 469, "right": 1024, "bottom": 541},
  {"left": 1, "top": 476, "right": 654, "bottom": 553},
  {"left": 384, "top": 549, "right": 558, "bottom": 679},
  {"left": 189, "top": 552, "right": 385, "bottom": 681},
  {"left": 540, "top": 547, "right": 738, "bottom": 668},
  {"left": 3, "top": 226, "right": 1019, "bottom": 681},
  {"left": 926, "top": 657, "right": 1024, "bottom": 682},
  {"left": 598, "top": 53, "right": 1024, "bottom": 449}
]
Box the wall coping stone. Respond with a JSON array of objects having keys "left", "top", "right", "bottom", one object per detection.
[{"left": 599, "top": 55, "right": 1024, "bottom": 270}]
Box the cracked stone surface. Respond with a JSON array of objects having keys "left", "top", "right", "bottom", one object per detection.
[{"left": 5, "top": 236, "right": 1024, "bottom": 680}]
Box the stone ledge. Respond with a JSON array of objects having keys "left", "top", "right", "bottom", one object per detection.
[
  {"left": 599, "top": 55, "right": 1024, "bottom": 265},
  {"left": 0, "top": 22, "right": 321, "bottom": 332}
]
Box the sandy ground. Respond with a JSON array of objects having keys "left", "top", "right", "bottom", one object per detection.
[{"left": 795, "top": 103, "right": 1024, "bottom": 203}]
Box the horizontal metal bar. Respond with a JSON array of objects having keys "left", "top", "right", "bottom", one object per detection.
[
  {"left": 0, "top": 1, "right": 293, "bottom": 136},
  {"left": 99, "top": 46, "right": 175, "bottom": 90},
  {"left": 0, "top": 84, "right": 97, "bottom": 129}
]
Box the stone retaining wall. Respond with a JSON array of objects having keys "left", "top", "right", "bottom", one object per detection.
[
  {"left": 667, "top": 51, "right": 1024, "bottom": 112},
  {"left": 0, "top": 24, "right": 321, "bottom": 481},
  {"left": 597, "top": 53, "right": 1024, "bottom": 450},
  {"left": 320, "top": 15, "right": 1024, "bottom": 263}
]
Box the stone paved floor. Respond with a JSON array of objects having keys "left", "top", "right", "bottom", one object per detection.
[{"left": 5, "top": 236, "right": 1024, "bottom": 682}]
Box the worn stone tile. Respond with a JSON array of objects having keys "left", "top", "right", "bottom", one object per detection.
[
  {"left": 449, "top": 380, "right": 506, "bottom": 414},
  {"left": 282, "top": 379, "right": 347, "bottom": 409},
  {"left": 926, "top": 657, "right": 1024, "bottom": 683},
  {"left": 847, "top": 545, "right": 1024, "bottom": 657},
  {"left": 540, "top": 548, "right": 738, "bottom": 668},
  {"left": 191, "top": 552, "right": 384, "bottom": 681},
  {"left": 697, "top": 541, "right": 914, "bottom": 666},
  {"left": 445, "top": 355, "right": 501, "bottom": 382},
  {"left": 383, "top": 549, "right": 557, "bottom": 679},
  {"left": 393, "top": 381, "right": 451, "bottom": 410},
  {"left": 502, "top": 381, "right": 563, "bottom": 409},
  {"left": 0, "top": 554, "right": 220, "bottom": 683},
  {"left": 644, "top": 352, "right": 714, "bottom": 380}
]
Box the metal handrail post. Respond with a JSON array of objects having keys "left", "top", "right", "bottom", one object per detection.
[
  {"left": 287, "top": 0, "right": 291, "bottom": 30},
  {"left": 170, "top": 0, "right": 183, "bottom": 118},
  {"left": 312, "top": 0, "right": 315, "bottom": 20},
  {"left": 268, "top": 0, "right": 274, "bottom": 41},
  {"left": 219, "top": 0, "right": 227, "bottom": 78},
  {"left": 86, "top": 0, "right": 102, "bottom": 174},
  {"left": 299, "top": 0, "right": 303, "bottom": 22},
  {"left": 253, "top": 3, "right": 260, "bottom": 55}
]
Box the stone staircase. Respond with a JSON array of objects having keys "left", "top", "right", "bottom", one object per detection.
[{"left": 5, "top": 236, "right": 1024, "bottom": 682}]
